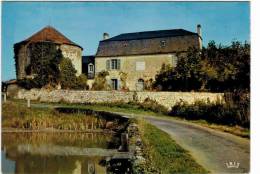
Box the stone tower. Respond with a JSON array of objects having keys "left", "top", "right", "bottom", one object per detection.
[{"left": 14, "top": 26, "right": 83, "bottom": 79}]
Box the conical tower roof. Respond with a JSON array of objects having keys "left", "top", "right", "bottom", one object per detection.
[{"left": 15, "top": 26, "right": 83, "bottom": 49}]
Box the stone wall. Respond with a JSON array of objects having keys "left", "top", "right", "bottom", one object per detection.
[
  {"left": 16, "top": 89, "right": 224, "bottom": 110},
  {"left": 17, "top": 89, "right": 134, "bottom": 103},
  {"left": 16, "top": 44, "right": 30, "bottom": 79},
  {"left": 136, "top": 92, "right": 224, "bottom": 110}
]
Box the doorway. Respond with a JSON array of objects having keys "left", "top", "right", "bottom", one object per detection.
[{"left": 111, "top": 79, "right": 118, "bottom": 90}]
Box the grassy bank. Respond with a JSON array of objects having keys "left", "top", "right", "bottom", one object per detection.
[
  {"left": 2, "top": 101, "right": 108, "bottom": 131},
  {"left": 54, "top": 103, "right": 250, "bottom": 138},
  {"left": 136, "top": 119, "right": 208, "bottom": 174},
  {"left": 6, "top": 99, "right": 250, "bottom": 138}
]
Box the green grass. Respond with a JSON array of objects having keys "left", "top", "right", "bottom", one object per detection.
[
  {"left": 54, "top": 103, "right": 250, "bottom": 138},
  {"left": 137, "top": 119, "right": 208, "bottom": 174}
]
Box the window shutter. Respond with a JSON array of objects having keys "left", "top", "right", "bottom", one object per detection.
[
  {"left": 118, "top": 79, "right": 121, "bottom": 90},
  {"left": 106, "top": 60, "right": 110, "bottom": 70},
  {"left": 117, "top": 59, "right": 121, "bottom": 70},
  {"left": 109, "top": 79, "right": 113, "bottom": 90}
]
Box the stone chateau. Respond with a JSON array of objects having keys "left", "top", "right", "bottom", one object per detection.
[{"left": 13, "top": 25, "right": 202, "bottom": 91}]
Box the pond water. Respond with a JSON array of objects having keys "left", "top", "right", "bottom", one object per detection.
[{"left": 1, "top": 132, "right": 126, "bottom": 174}]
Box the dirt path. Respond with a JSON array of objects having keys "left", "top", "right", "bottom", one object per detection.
[{"left": 145, "top": 117, "right": 250, "bottom": 173}]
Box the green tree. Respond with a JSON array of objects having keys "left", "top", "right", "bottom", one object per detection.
[
  {"left": 92, "top": 71, "right": 110, "bottom": 90},
  {"left": 60, "top": 57, "right": 77, "bottom": 89},
  {"left": 60, "top": 58, "right": 88, "bottom": 90},
  {"left": 203, "top": 41, "right": 250, "bottom": 91},
  {"left": 154, "top": 41, "right": 250, "bottom": 92},
  {"left": 154, "top": 47, "right": 204, "bottom": 91},
  {"left": 75, "top": 74, "right": 89, "bottom": 90}
]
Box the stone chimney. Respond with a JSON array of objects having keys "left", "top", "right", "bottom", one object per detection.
[
  {"left": 103, "top": 33, "right": 109, "bottom": 40},
  {"left": 197, "top": 24, "right": 202, "bottom": 49},
  {"left": 197, "top": 24, "right": 201, "bottom": 37}
]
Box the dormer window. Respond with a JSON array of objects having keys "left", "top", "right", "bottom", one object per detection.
[
  {"left": 160, "top": 40, "right": 166, "bottom": 48},
  {"left": 88, "top": 63, "right": 94, "bottom": 73}
]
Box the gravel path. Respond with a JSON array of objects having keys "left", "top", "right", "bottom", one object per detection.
[{"left": 145, "top": 117, "right": 250, "bottom": 173}]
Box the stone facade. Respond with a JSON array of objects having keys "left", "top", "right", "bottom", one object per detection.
[
  {"left": 95, "top": 26, "right": 202, "bottom": 91},
  {"left": 16, "top": 89, "right": 224, "bottom": 110},
  {"left": 95, "top": 54, "right": 178, "bottom": 91},
  {"left": 60, "top": 44, "right": 82, "bottom": 76},
  {"left": 16, "top": 44, "right": 30, "bottom": 79}
]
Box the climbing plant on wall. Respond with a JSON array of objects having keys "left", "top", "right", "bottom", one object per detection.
[{"left": 18, "top": 42, "right": 63, "bottom": 88}]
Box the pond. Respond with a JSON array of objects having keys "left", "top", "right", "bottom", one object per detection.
[{"left": 1, "top": 132, "right": 131, "bottom": 174}]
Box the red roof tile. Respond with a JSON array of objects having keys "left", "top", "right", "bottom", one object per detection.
[{"left": 16, "top": 26, "right": 82, "bottom": 49}]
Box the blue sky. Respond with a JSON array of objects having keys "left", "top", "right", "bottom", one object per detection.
[{"left": 1, "top": 2, "right": 250, "bottom": 81}]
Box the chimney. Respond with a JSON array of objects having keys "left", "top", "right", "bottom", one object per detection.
[
  {"left": 103, "top": 33, "right": 109, "bottom": 40},
  {"left": 197, "top": 24, "right": 201, "bottom": 37},
  {"left": 197, "top": 24, "right": 202, "bottom": 49}
]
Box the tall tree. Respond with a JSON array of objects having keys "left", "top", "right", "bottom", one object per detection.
[{"left": 153, "top": 41, "right": 250, "bottom": 92}]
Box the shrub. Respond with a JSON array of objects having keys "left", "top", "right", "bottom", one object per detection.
[
  {"left": 92, "top": 97, "right": 168, "bottom": 115},
  {"left": 75, "top": 74, "right": 89, "bottom": 90},
  {"left": 92, "top": 71, "right": 110, "bottom": 90},
  {"left": 137, "top": 97, "right": 168, "bottom": 114},
  {"left": 60, "top": 58, "right": 77, "bottom": 89},
  {"left": 169, "top": 92, "right": 250, "bottom": 128}
]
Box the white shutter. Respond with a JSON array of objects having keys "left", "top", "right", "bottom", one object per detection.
[
  {"left": 118, "top": 79, "right": 120, "bottom": 90},
  {"left": 106, "top": 60, "right": 110, "bottom": 70},
  {"left": 117, "top": 59, "right": 121, "bottom": 70}
]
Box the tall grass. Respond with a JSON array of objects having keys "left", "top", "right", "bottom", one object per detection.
[{"left": 2, "top": 101, "right": 108, "bottom": 130}]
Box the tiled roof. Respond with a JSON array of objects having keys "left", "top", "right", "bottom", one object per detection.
[
  {"left": 15, "top": 26, "right": 83, "bottom": 49},
  {"left": 102, "top": 29, "right": 198, "bottom": 42},
  {"left": 96, "top": 28, "right": 201, "bottom": 57}
]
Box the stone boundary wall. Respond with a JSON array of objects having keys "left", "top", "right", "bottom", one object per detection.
[
  {"left": 16, "top": 89, "right": 224, "bottom": 110},
  {"left": 136, "top": 92, "right": 224, "bottom": 110},
  {"left": 16, "top": 89, "right": 134, "bottom": 103}
]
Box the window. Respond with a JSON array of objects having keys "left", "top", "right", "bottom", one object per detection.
[
  {"left": 88, "top": 63, "right": 94, "bottom": 73},
  {"left": 136, "top": 62, "right": 145, "bottom": 71},
  {"left": 107, "top": 59, "right": 121, "bottom": 70},
  {"left": 111, "top": 79, "right": 118, "bottom": 90},
  {"left": 160, "top": 40, "right": 166, "bottom": 48},
  {"left": 111, "top": 59, "right": 117, "bottom": 69}
]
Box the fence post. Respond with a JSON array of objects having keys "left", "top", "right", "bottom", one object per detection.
[
  {"left": 27, "top": 99, "right": 31, "bottom": 108},
  {"left": 3, "top": 93, "right": 7, "bottom": 103}
]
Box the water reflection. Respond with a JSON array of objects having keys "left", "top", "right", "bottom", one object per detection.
[{"left": 1, "top": 132, "right": 115, "bottom": 174}]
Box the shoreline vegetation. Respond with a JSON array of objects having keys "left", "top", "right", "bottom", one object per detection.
[
  {"left": 2, "top": 101, "right": 120, "bottom": 132},
  {"left": 5, "top": 99, "right": 250, "bottom": 138}
]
